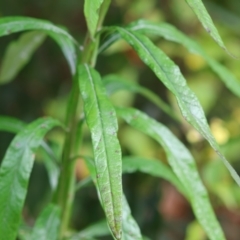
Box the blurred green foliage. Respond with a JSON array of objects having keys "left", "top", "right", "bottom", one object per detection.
[{"left": 0, "top": 0, "right": 240, "bottom": 239}]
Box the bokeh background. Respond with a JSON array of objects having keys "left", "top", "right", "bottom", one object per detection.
[{"left": 0, "top": 0, "right": 240, "bottom": 239}]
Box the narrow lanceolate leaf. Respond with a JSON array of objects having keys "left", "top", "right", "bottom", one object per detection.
[
  {"left": 122, "top": 157, "right": 187, "bottom": 197},
  {"left": 0, "top": 116, "right": 25, "bottom": 133},
  {"left": 128, "top": 20, "right": 240, "bottom": 98},
  {"left": 117, "top": 107, "right": 226, "bottom": 240},
  {"left": 78, "top": 64, "right": 122, "bottom": 240},
  {"left": 0, "top": 117, "right": 61, "bottom": 240},
  {"left": 70, "top": 220, "right": 110, "bottom": 240},
  {"left": 84, "top": 0, "right": 104, "bottom": 38},
  {"left": 103, "top": 75, "right": 179, "bottom": 121},
  {"left": 30, "top": 204, "right": 60, "bottom": 240},
  {"left": 83, "top": 156, "right": 143, "bottom": 240},
  {"left": 115, "top": 27, "right": 240, "bottom": 187},
  {"left": 0, "top": 116, "right": 59, "bottom": 190},
  {"left": 0, "top": 17, "right": 77, "bottom": 74},
  {"left": 185, "top": 0, "right": 226, "bottom": 51},
  {"left": 0, "top": 31, "right": 46, "bottom": 84}
]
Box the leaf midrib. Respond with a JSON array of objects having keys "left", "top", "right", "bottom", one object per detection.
[{"left": 84, "top": 65, "right": 117, "bottom": 229}]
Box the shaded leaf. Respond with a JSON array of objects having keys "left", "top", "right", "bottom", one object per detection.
[
  {"left": 0, "top": 115, "right": 60, "bottom": 190},
  {"left": 0, "top": 17, "right": 77, "bottom": 74},
  {"left": 117, "top": 107, "right": 225, "bottom": 240},
  {"left": 78, "top": 64, "right": 122, "bottom": 239},
  {"left": 0, "top": 31, "right": 46, "bottom": 84},
  {"left": 103, "top": 75, "right": 179, "bottom": 121},
  {"left": 114, "top": 27, "right": 240, "bottom": 186},
  {"left": 185, "top": 0, "right": 226, "bottom": 51},
  {"left": 122, "top": 156, "right": 187, "bottom": 197},
  {"left": 0, "top": 117, "right": 62, "bottom": 240},
  {"left": 121, "top": 195, "right": 143, "bottom": 240},
  {"left": 30, "top": 204, "right": 60, "bottom": 240},
  {"left": 0, "top": 115, "right": 26, "bottom": 133},
  {"left": 84, "top": 0, "right": 104, "bottom": 38},
  {"left": 69, "top": 220, "right": 109, "bottom": 240}
]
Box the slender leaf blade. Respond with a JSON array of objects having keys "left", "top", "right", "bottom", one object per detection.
[
  {"left": 128, "top": 20, "right": 240, "bottom": 98},
  {"left": 78, "top": 64, "right": 122, "bottom": 240},
  {"left": 0, "top": 31, "right": 46, "bottom": 84},
  {"left": 185, "top": 0, "right": 226, "bottom": 50},
  {"left": 70, "top": 220, "right": 109, "bottom": 240},
  {"left": 0, "top": 117, "right": 62, "bottom": 240},
  {"left": 30, "top": 204, "right": 60, "bottom": 240},
  {"left": 84, "top": 0, "right": 104, "bottom": 38},
  {"left": 115, "top": 27, "right": 240, "bottom": 186},
  {"left": 122, "top": 156, "right": 187, "bottom": 197},
  {"left": 0, "top": 115, "right": 26, "bottom": 133},
  {"left": 103, "top": 74, "right": 179, "bottom": 121},
  {"left": 0, "top": 17, "right": 77, "bottom": 74},
  {"left": 117, "top": 107, "right": 226, "bottom": 240},
  {"left": 0, "top": 116, "right": 60, "bottom": 190},
  {"left": 83, "top": 156, "right": 144, "bottom": 240}
]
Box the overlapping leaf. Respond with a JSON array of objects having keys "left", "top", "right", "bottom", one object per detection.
[
  {"left": 0, "top": 17, "right": 77, "bottom": 74},
  {"left": 0, "top": 116, "right": 59, "bottom": 190},
  {"left": 117, "top": 107, "right": 225, "bottom": 240},
  {"left": 30, "top": 204, "right": 60, "bottom": 240},
  {"left": 84, "top": 0, "right": 104, "bottom": 38},
  {"left": 103, "top": 75, "right": 179, "bottom": 121},
  {"left": 113, "top": 27, "right": 240, "bottom": 186},
  {"left": 0, "top": 31, "right": 46, "bottom": 84},
  {"left": 78, "top": 64, "right": 122, "bottom": 239},
  {"left": 69, "top": 220, "right": 109, "bottom": 240},
  {"left": 83, "top": 156, "right": 144, "bottom": 240},
  {"left": 0, "top": 115, "right": 26, "bottom": 133},
  {"left": 0, "top": 117, "right": 61, "bottom": 240},
  {"left": 122, "top": 156, "right": 187, "bottom": 197}
]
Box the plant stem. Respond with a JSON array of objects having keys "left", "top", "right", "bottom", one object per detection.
[
  {"left": 54, "top": 1, "right": 111, "bottom": 238},
  {"left": 53, "top": 76, "right": 80, "bottom": 239}
]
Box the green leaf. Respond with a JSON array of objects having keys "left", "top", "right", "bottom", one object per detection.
[
  {"left": 83, "top": 156, "right": 144, "bottom": 240},
  {"left": 128, "top": 20, "right": 240, "bottom": 98},
  {"left": 101, "top": 21, "right": 240, "bottom": 98},
  {"left": 78, "top": 64, "right": 122, "bottom": 240},
  {"left": 30, "top": 204, "right": 60, "bottom": 240},
  {"left": 0, "top": 115, "right": 60, "bottom": 190},
  {"left": 69, "top": 220, "right": 109, "bottom": 240},
  {"left": 185, "top": 0, "right": 227, "bottom": 51},
  {"left": 0, "top": 115, "right": 26, "bottom": 133},
  {"left": 0, "top": 117, "right": 62, "bottom": 240},
  {"left": 0, "top": 17, "right": 77, "bottom": 74},
  {"left": 84, "top": 0, "right": 104, "bottom": 38},
  {"left": 114, "top": 27, "right": 240, "bottom": 187},
  {"left": 117, "top": 107, "right": 226, "bottom": 240},
  {"left": 121, "top": 195, "right": 143, "bottom": 240},
  {"left": 122, "top": 156, "right": 187, "bottom": 197},
  {"left": 0, "top": 31, "right": 46, "bottom": 84},
  {"left": 103, "top": 75, "right": 179, "bottom": 121}
]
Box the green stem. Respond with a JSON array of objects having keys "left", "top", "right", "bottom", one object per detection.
[
  {"left": 54, "top": 1, "right": 112, "bottom": 238},
  {"left": 53, "top": 76, "right": 80, "bottom": 238}
]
